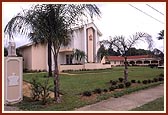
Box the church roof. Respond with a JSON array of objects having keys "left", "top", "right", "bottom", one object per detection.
[{"left": 106, "top": 55, "right": 153, "bottom": 61}]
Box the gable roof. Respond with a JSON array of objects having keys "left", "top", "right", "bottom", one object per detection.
[
  {"left": 17, "top": 42, "right": 34, "bottom": 49},
  {"left": 106, "top": 56, "right": 124, "bottom": 61},
  {"left": 106, "top": 55, "right": 153, "bottom": 61}
]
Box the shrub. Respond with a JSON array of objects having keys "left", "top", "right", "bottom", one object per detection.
[
  {"left": 109, "top": 86, "right": 115, "bottom": 91},
  {"left": 158, "top": 77, "right": 164, "bottom": 81},
  {"left": 113, "top": 85, "right": 119, "bottom": 89},
  {"left": 31, "top": 78, "right": 52, "bottom": 104},
  {"left": 148, "top": 64, "right": 158, "bottom": 68},
  {"left": 118, "top": 84, "right": 124, "bottom": 89},
  {"left": 33, "top": 70, "right": 38, "bottom": 73},
  {"left": 40, "top": 79, "right": 52, "bottom": 104},
  {"left": 23, "top": 68, "right": 28, "bottom": 73},
  {"left": 111, "top": 81, "right": 117, "bottom": 85},
  {"left": 159, "top": 73, "right": 164, "bottom": 77},
  {"left": 115, "top": 80, "right": 119, "bottom": 83},
  {"left": 31, "top": 78, "right": 42, "bottom": 101},
  {"left": 83, "top": 91, "right": 92, "bottom": 96},
  {"left": 142, "top": 80, "right": 148, "bottom": 84},
  {"left": 131, "top": 80, "right": 136, "bottom": 83},
  {"left": 148, "top": 79, "right": 151, "bottom": 83},
  {"left": 93, "top": 88, "right": 102, "bottom": 94},
  {"left": 109, "top": 80, "right": 113, "bottom": 83},
  {"left": 113, "top": 92, "right": 124, "bottom": 98},
  {"left": 153, "top": 78, "right": 158, "bottom": 82},
  {"left": 103, "top": 89, "right": 108, "bottom": 92},
  {"left": 43, "top": 75, "right": 47, "bottom": 78},
  {"left": 137, "top": 80, "right": 141, "bottom": 83},
  {"left": 118, "top": 78, "right": 124, "bottom": 82},
  {"left": 42, "top": 69, "right": 47, "bottom": 72},
  {"left": 125, "top": 82, "right": 131, "bottom": 88}
]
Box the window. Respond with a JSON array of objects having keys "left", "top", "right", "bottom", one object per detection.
[{"left": 66, "top": 54, "right": 73, "bottom": 65}]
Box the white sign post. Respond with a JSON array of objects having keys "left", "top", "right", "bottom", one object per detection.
[{"left": 4, "top": 41, "right": 23, "bottom": 104}]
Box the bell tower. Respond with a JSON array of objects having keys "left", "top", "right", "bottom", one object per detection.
[{"left": 87, "top": 27, "right": 94, "bottom": 62}]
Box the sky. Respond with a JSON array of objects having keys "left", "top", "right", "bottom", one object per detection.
[{"left": 2, "top": 2, "right": 166, "bottom": 52}]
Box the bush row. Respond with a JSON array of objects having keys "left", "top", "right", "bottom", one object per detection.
[
  {"left": 62, "top": 68, "right": 112, "bottom": 72},
  {"left": 82, "top": 81, "right": 132, "bottom": 97},
  {"left": 142, "top": 76, "right": 164, "bottom": 84},
  {"left": 110, "top": 78, "right": 138, "bottom": 85},
  {"left": 83, "top": 73, "right": 164, "bottom": 97},
  {"left": 24, "top": 69, "right": 47, "bottom": 73}
]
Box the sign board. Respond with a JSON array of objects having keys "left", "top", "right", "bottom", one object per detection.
[{"left": 4, "top": 57, "right": 23, "bottom": 104}]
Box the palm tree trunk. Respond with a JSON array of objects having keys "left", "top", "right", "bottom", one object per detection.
[
  {"left": 124, "top": 56, "right": 128, "bottom": 83},
  {"left": 53, "top": 54, "right": 61, "bottom": 103},
  {"left": 48, "top": 41, "right": 52, "bottom": 77}
]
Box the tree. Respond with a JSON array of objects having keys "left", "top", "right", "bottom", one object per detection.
[
  {"left": 16, "top": 48, "right": 22, "bottom": 57},
  {"left": 4, "top": 47, "right": 22, "bottom": 57},
  {"left": 4, "top": 47, "right": 8, "bottom": 57},
  {"left": 157, "top": 30, "right": 164, "bottom": 40},
  {"left": 4, "top": 4, "right": 101, "bottom": 103},
  {"left": 107, "top": 47, "right": 116, "bottom": 56},
  {"left": 152, "top": 48, "right": 164, "bottom": 57},
  {"left": 99, "top": 37, "right": 119, "bottom": 57},
  {"left": 126, "top": 47, "right": 137, "bottom": 56},
  {"left": 101, "top": 32, "right": 153, "bottom": 82},
  {"left": 152, "top": 48, "right": 164, "bottom": 65},
  {"left": 73, "top": 49, "right": 86, "bottom": 64},
  {"left": 97, "top": 44, "right": 108, "bottom": 60},
  {"left": 126, "top": 47, "right": 152, "bottom": 56}
]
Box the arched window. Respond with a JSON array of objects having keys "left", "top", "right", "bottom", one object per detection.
[
  {"left": 130, "top": 61, "right": 135, "bottom": 65},
  {"left": 151, "top": 60, "right": 158, "bottom": 64},
  {"left": 144, "top": 60, "right": 150, "bottom": 64},
  {"left": 136, "top": 60, "right": 142, "bottom": 64}
]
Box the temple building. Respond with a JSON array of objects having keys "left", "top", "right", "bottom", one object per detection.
[{"left": 18, "top": 22, "right": 111, "bottom": 71}]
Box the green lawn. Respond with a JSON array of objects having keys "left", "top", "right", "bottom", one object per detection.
[
  {"left": 19, "top": 66, "right": 163, "bottom": 111},
  {"left": 131, "top": 97, "right": 164, "bottom": 111}
]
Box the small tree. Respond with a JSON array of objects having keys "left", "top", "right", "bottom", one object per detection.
[
  {"left": 73, "top": 49, "right": 86, "bottom": 64},
  {"left": 101, "top": 32, "right": 153, "bottom": 82},
  {"left": 157, "top": 30, "right": 164, "bottom": 40},
  {"left": 152, "top": 48, "right": 164, "bottom": 65},
  {"left": 97, "top": 44, "right": 108, "bottom": 60}
]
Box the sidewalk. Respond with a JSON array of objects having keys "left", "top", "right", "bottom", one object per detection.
[
  {"left": 4, "top": 106, "right": 20, "bottom": 111},
  {"left": 75, "top": 84, "right": 164, "bottom": 111}
]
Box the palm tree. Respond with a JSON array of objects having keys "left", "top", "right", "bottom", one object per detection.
[
  {"left": 157, "top": 30, "right": 164, "bottom": 40},
  {"left": 73, "top": 49, "right": 86, "bottom": 64},
  {"left": 4, "top": 4, "right": 101, "bottom": 103}
]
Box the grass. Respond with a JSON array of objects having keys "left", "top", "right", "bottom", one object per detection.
[
  {"left": 19, "top": 66, "right": 163, "bottom": 111},
  {"left": 131, "top": 97, "right": 164, "bottom": 111}
]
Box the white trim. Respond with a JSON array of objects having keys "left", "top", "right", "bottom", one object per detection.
[
  {"left": 94, "top": 29, "right": 98, "bottom": 62},
  {"left": 84, "top": 25, "right": 87, "bottom": 63}
]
